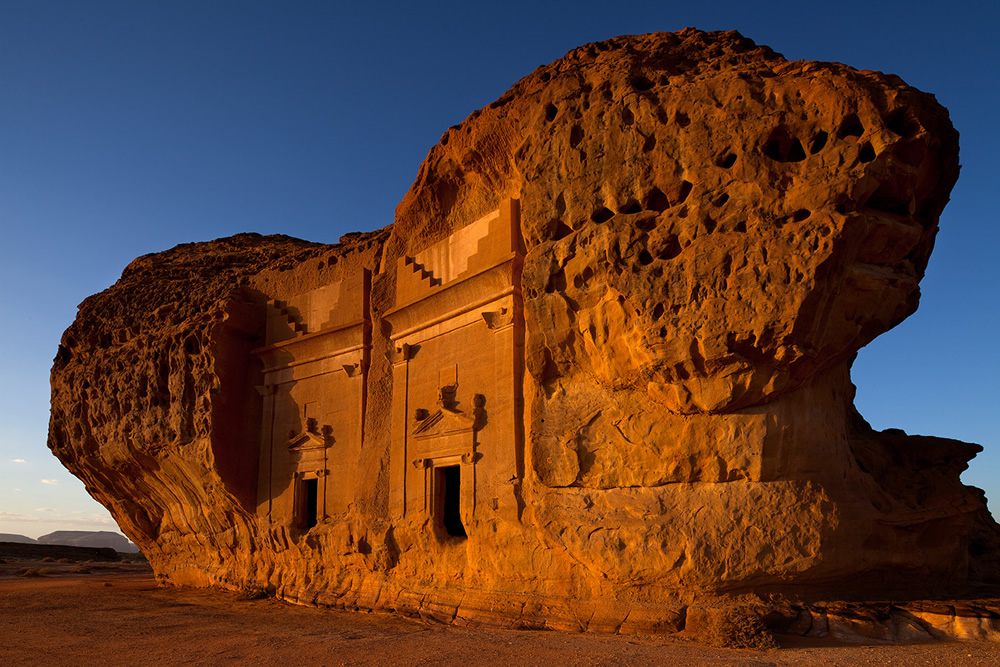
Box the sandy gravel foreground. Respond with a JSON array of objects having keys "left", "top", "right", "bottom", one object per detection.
[{"left": 1, "top": 562, "right": 999, "bottom": 666}]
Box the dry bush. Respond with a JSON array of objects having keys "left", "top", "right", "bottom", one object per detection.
[
  {"left": 241, "top": 586, "right": 271, "bottom": 600},
  {"left": 40, "top": 556, "right": 55, "bottom": 562},
  {"left": 19, "top": 568, "right": 44, "bottom": 577},
  {"left": 703, "top": 605, "right": 778, "bottom": 649}
]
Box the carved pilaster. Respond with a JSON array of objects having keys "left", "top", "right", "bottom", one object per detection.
[
  {"left": 389, "top": 345, "right": 412, "bottom": 519},
  {"left": 256, "top": 383, "right": 278, "bottom": 521}
]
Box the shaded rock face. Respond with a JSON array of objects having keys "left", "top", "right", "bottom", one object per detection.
[{"left": 49, "top": 29, "right": 999, "bottom": 631}]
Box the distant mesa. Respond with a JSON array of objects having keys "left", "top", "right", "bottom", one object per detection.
[
  {"left": 48, "top": 28, "right": 999, "bottom": 638},
  {"left": 36, "top": 530, "right": 139, "bottom": 553},
  {"left": 0, "top": 530, "right": 140, "bottom": 553}
]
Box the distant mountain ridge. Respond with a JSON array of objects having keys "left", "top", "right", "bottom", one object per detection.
[
  {"left": 35, "top": 530, "right": 139, "bottom": 553},
  {"left": 0, "top": 533, "right": 37, "bottom": 544}
]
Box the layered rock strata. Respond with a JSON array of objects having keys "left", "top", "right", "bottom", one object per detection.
[{"left": 49, "top": 29, "right": 999, "bottom": 632}]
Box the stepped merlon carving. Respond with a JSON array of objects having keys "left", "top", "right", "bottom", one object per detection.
[
  {"left": 253, "top": 270, "right": 371, "bottom": 529},
  {"left": 385, "top": 199, "right": 524, "bottom": 528}
]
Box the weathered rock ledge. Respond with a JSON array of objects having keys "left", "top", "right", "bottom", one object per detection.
[
  {"left": 49, "top": 28, "right": 1000, "bottom": 637},
  {"left": 684, "top": 598, "right": 1000, "bottom": 645}
]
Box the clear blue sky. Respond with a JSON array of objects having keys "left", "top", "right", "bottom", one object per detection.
[{"left": 1, "top": 1, "right": 997, "bottom": 539}]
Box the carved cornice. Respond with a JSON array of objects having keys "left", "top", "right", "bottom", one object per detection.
[
  {"left": 385, "top": 343, "right": 417, "bottom": 365},
  {"left": 342, "top": 361, "right": 368, "bottom": 378},
  {"left": 481, "top": 307, "right": 514, "bottom": 331},
  {"left": 252, "top": 318, "right": 370, "bottom": 373},
  {"left": 383, "top": 254, "right": 522, "bottom": 343}
]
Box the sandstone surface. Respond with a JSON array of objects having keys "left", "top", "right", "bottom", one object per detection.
[{"left": 48, "top": 29, "right": 1000, "bottom": 633}]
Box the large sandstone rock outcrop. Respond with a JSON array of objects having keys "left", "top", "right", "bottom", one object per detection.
[{"left": 49, "top": 29, "right": 999, "bottom": 632}]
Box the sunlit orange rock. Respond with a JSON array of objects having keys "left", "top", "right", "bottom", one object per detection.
[{"left": 49, "top": 28, "right": 999, "bottom": 632}]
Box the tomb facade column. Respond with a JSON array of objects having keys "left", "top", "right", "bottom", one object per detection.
[
  {"left": 483, "top": 303, "right": 522, "bottom": 523},
  {"left": 255, "top": 383, "right": 277, "bottom": 522},
  {"left": 389, "top": 344, "right": 412, "bottom": 518}
]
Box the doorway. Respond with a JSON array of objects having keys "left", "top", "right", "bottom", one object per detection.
[
  {"left": 301, "top": 477, "right": 319, "bottom": 529},
  {"left": 436, "top": 465, "right": 466, "bottom": 538}
]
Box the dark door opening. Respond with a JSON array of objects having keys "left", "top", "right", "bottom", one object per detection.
[
  {"left": 303, "top": 478, "right": 319, "bottom": 529},
  {"left": 439, "top": 465, "right": 466, "bottom": 538}
]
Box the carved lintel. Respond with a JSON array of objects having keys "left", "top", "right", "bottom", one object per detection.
[
  {"left": 461, "top": 450, "right": 478, "bottom": 465},
  {"left": 342, "top": 362, "right": 361, "bottom": 377},
  {"left": 294, "top": 469, "right": 329, "bottom": 479},
  {"left": 481, "top": 307, "right": 514, "bottom": 331},
  {"left": 412, "top": 457, "right": 430, "bottom": 469}
]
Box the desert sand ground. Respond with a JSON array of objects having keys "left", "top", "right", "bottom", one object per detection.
[{"left": 2, "top": 559, "right": 999, "bottom": 666}]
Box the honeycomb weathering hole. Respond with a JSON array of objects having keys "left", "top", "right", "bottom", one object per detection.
[
  {"left": 859, "top": 143, "right": 876, "bottom": 163},
  {"left": 762, "top": 127, "right": 806, "bottom": 162},
  {"left": 551, "top": 220, "right": 573, "bottom": 241},
  {"left": 630, "top": 76, "right": 654, "bottom": 91},
  {"left": 644, "top": 188, "right": 670, "bottom": 212},
  {"left": 620, "top": 200, "right": 643, "bottom": 215},
  {"left": 837, "top": 114, "right": 864, "bottom": 139},
  {"left": 677, "top": 180, "right": 693, "bottom": 203},
  {"left": 590, "top": 207, "right": 614, "bottom": 224},
  {"left": 886, "top": 108, "right": 921, "bottom": 138},
  {"left": 809, "top": 130, "right": 829, "bottom": 154},
  {"left": 716, "top": 152, "right": 737, "bottom": 169}
]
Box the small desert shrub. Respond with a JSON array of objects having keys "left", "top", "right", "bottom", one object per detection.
[
  {"left": 703, "top": 605, "right": 778, "bottom": 649},
  {"left": 41, "top": 556, "right": 55, "bottom": 562},
  {"left": 241, "top": 586, "right": 270, "bottom": 600},
  {"left": 58, "top": 558, "right": 73, "bottom": 563},
  {"left": 74, "top": 565, "right": 93, "bottom": 574},
  {"left": 19, "top": 568, "right": 44, "bottom": 577}
]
